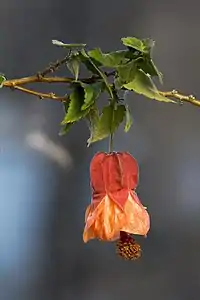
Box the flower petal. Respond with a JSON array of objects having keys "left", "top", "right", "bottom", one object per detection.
[
  {"left": 121, "top": 192, "right": 150, "bottom": 236},
  {"left": 83, "top": 195, "right": 127, "bottom": 242},
  {"left": 90, "top": 152, "right": 106, "bottom": 194},
  {"left": 90, "top": 152, "right": 139, "bottom": 209}
]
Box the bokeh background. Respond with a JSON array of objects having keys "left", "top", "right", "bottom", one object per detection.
[{"left": 1, "top": 1, "right": 200, "bottom": 299}]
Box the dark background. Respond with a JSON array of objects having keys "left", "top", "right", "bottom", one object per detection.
[{"left": 1, "top": 1, "right": 200, "bottom": 299}]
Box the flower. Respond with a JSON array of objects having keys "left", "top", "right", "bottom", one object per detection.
[{"left": 83, "top": 152, "right": 150, "bottom": 259}]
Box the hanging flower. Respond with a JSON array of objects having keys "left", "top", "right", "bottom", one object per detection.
[{"left": 83, "top": 152, "right": 150, "bottom": 260}]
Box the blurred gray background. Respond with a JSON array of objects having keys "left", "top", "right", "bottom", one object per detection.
[{"left": 1, "top": 0, "right": 200, "bottom": 299}]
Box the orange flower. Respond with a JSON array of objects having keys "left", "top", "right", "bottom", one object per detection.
[{"left": 83, "top": 152, "right": 150, "bottom": 260}]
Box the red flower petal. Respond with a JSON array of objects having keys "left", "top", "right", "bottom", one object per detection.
[{"left": 90, "top": 152, "right": 139, "bottom": 209}]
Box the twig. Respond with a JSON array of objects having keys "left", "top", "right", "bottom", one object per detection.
[
  {"left": 39, "top": 54, "right": 71, "bottom": 77},
  {"left": 12, "top": 85, "right": 68, "bottom": 102},
  {"left": 2, "top": 74, "right": 103, "bottom": 87},
  {"left": 1, "top": 52, "right": 116, "bottom": 101},
  {"left": 159, "top": 90, "right": 200, "bottom": 107},
  {"left": 3, "top": 75, "right": 73, "bottom": 86},
  {"left": 2, "top": 73, "right": 108, "bottom": 102}
]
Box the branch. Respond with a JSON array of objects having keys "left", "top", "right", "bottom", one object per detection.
[
  {"left": 159, "top": 90, "right": 200, "bottom": 107},
  {"left": 2, "top": 69, "right": 114, "bottom": 101},
  {"left": 1, "top": 54, "right": 102, "bottom": 101},
  {"left": 2, "top": 56, "right": 200, "bottom": 107},
  {"left": 3, "top": 75, "right": 73, "bottom": 86},
  {"left": 2, "top": 75, "right": 102, "bottom": 101},
  {"left": 1, "top": 54, "right": 74, "bottom": 101},
  {"left": 39, "top": 54, "right": 71, "bottom": 77},
  {"left": 12, "top": 85, "right": 68, "bottom": 102},
  {"left": 2, "top": 72, "right": 111, "bottom": 87}
]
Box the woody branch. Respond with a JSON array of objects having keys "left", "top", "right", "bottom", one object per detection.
[{"left": 2, "top": 57, "right": 200, "bottom": 107}]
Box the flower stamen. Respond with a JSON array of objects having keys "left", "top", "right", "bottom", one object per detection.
[{"left": 116, "top": 231, "right": 142, "bottom": 260}]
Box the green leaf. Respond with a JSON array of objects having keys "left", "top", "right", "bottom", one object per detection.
[
  {"left": 149, "top": 59, "right": 163, "bottom": 84},
  {"left": 87, "top": 48, "right": 104, "bottom": 64},
  {"left": 59, "top": 123, "right": 74, "bottom": 136},
  {"left": 59, "top": 102, "right": 74, "bottom": 135},
  {"left": 77, "top": 52, "right": 101, "bottom": 75},
  {"left": 121, "top": 37, "right": 155, "bottom": 54},
  {"left": 81, "top": 49, "right": 113, "bottom": 98},
  {"left": 61, "top": 84, "right": 89, "bottom": 124},
  {"left": 67, "top": 56, "right": 80, "bottom": 81},
  {"left": 59, "top": 101, "right": 76, "bottom": 135},
  {"left": 88, "top": 48, "right": 129, "bottom": 67},
  {"left": 124, "top": 69, "right": 175, "bottom": 103},
  {"left": 63, "top": 101, "right": 70, "bottom": 113},
  {"left": 114, "top": 77, "right": 124, "bottom": 89},
  {"left": 137, "top": 56, "right": 163, "bottom": 84},
  {"left": 52, "top": 40, "right": 86, "bottom": 48},
  {"left": 116, "top": 60, "right": 137, "bottom": 84},
  {"left": 81, "top": 82, "right": 105, "bottom": 110},
  {"left": 124, "top": 105, "right": 133, "bottom": 132},
  {"left": 121, "top": 37, "right": 144, "bottom": 53},
  {"left": 86, "top": 105, "right": 99, "bottom": 144},
  {"left": 81, "top": 83, "right": 94, "bottom": 110},
  {"left": 110, "top": 105, "right": 126, "bottom": 133},
  {"left": 87, "top": 104, "right": 126, "bottom": 145},
  {"left": 142, "top": 38, "right": 155, "bottom": 53},
  {"left": 0, "top": 74, "right": 6, "bottom": 88}
]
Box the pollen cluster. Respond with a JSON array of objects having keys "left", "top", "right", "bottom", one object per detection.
[{"left": 116, "top": 231, "right": 142, "bottom": 260}]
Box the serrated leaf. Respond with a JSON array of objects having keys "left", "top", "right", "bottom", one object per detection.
[
  {"left": 142, "top": 38, "right": 155, "bottom": 53},
  {"left": 59, "top": 101, "right": 75, "bottom": 135},
  {"left": 81, "top": 83, "right": 94, "bottom": 110},
  {"left": 88, "top": 48, "right": 129, "bottom": 67},
  {"left": 137, "top": 56, "right": 163, "bottom": 84},
  {"left": 87, "top": 48, "right": 104, "bottom": 64},
  {"left": 81, "top": 82, "right": 104, "bottom": 110},
  {"left": 121, "top": 37, "right": 155, "bottom": 55},
  {"left": 77, "top": 52, "right": 101, "bottom": 75},
  {"left": 86, "top": 105, "right": 99, "bottom": 144},
  {"left": 67, "top": 56, "right": 80, "bottom": 81},
  {"left": 59, "top": 123, "right": 74, "bottom": 136},
  {"left": 81, "top": 49, "right": 113, "bottom": 99},
  {"left": 121, "top": 37, "right": 144, "bottom": 53},
  {"left": 87, "top": 104, "right": 126, "bottom": 145},
  {"left": 52, "top": 40, "right": 86, "bottom": 48},
  {"left": 0, "top": 74, "right": 6, "bottom": 88},
  {"left": 124, "top": 69, "right": 175, "bottom": 103},
  {"left": 61, "top": 84, "right": 89, "bottom": 124},
  {"left": 111, "top": 105, "right": 126, "bottom": 133},
  {"left": 116, "top": 60, "right": 137, "bottom": 84},
  {"left": 124, "top": 105, "right": 133, "bottom": 132},
  {"left": 87, "top": 105, "right": 99, "bottom": 125},
  {"left": 88, "top": 61, "right": 113, "bottom": 98}
]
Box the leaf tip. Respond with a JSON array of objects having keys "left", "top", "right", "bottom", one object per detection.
[{"left": 52, "top": 39, "right": 64, "bottom": 46}]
